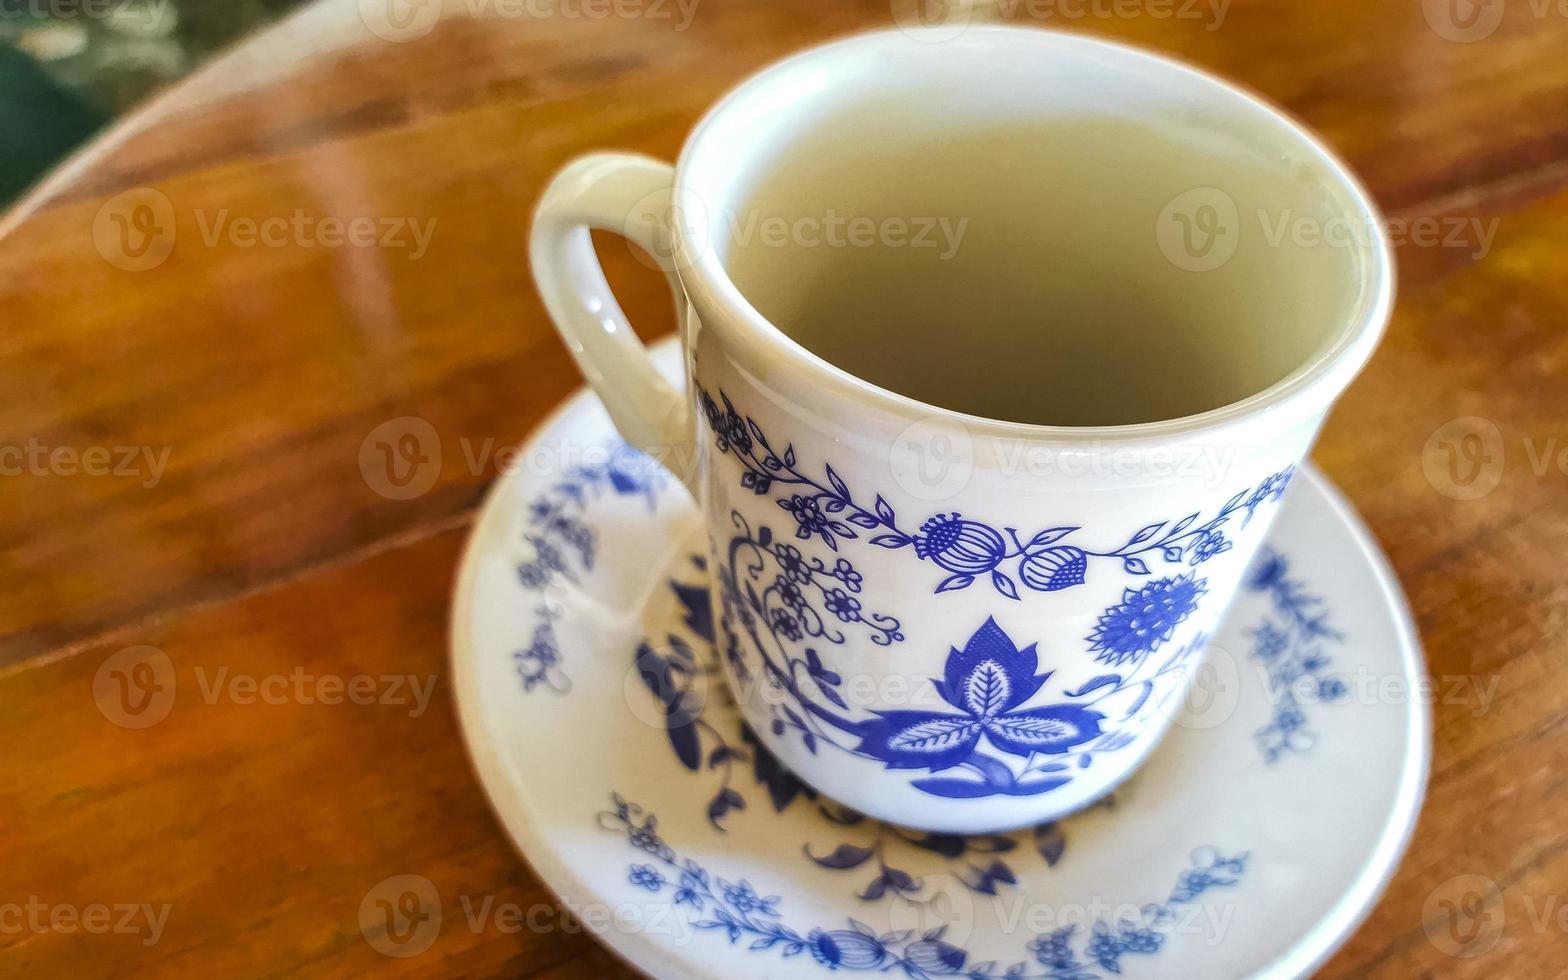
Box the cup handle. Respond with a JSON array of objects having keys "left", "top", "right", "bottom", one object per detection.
[{"left": 530, "top": 152, "right": 695, "bottom": 490}]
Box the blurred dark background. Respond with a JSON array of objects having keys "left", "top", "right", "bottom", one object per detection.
[{"left": 0, "top": 0, "right": 308, "bottom": 203}]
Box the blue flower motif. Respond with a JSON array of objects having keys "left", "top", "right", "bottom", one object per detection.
[
  {"left": 913, "top": 513, "right": 1008, "bottom": 575},
  {"left": 773, "top": 543, "right": 812, "bottom": 584},
  {"left": 628, "top": 822, "right": 665, "bottom": 855},
  {"left": 807, "top": 928, "right": 887, "bottom": 969},
  {"left": 823, "top": 588, "right": 862, "bottom": 623},
  {"left": 775, "top": 577, "right": 807, "bottom": 611},
  {"left": 702, "top": 390, "right": 753, "bottom": 455},
  {"left": 830, "top": 558, "right": 863, "bottom": 592},
  {"left": 1087, "top": 574, "right": 1208, "bottom": 666},
  {"left": 514, "top": 621, "right": 561, "bottom": 691},
  {"left": 719, "top": 879, "right": 779, "bottom": 916},
  {"left": 1028, "top": 926, "right": 1080, "bottom": 970},
  {"left": 855, "top": 618, "right": 1104, "bottom": 772},
  {"left": 1243, "top": 468, "right": 1294, "bottom": 523},
  {"left": 1188, "top": 529, "right": 1232, "bottom": 564},
  {"left": 629, "top": 865, "right": 664, "bottom": 891},
  {"left": 781, "top": 494, "right": 831, "bottom": 540},
  {"left": 770, "top": 608, "right": 802, "bottom": 642}
]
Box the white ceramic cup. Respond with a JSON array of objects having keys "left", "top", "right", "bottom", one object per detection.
[{"left": 530, "top": 27, "right": 1391, "bottom": 833}]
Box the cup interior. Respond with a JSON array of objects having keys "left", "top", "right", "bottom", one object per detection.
[{"left": 677, "top": 28, "right": 1387, "bottom": 429}]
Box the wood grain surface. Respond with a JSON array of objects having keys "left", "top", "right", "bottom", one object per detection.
[{"left": 2, "top": 0, "right": 1566, "bottom": 976}]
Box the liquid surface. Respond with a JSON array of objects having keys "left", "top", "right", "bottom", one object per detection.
[{"left": 721, "top": 116, "right": 1360, "bottom": 426}]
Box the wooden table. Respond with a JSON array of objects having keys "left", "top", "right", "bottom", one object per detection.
[{"left": 2, "top": 0, "right": 1565, "bottom": 975}]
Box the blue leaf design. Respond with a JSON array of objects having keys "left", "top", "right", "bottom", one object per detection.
[
  {"left": 805, "top": 844, "right": 875, "bottom": 870},
  {"left": 1123, "top": 556, "right": 1150, "bottom": 574},
  {"left": 988, "top": 714, "right": 1081, "bottom": 746},
  {"left": 889, "top": 716, "right": 981, "bottom": 752},
  {"left": 1064, "top": 674, "right": 1122, "bottom": 698},
  {"left": 874, "top": 495, "right": 896, "bottom": 524},
  {"left": 1128, "top": 521, "right": 1165, "bottom": 546},
  {"left": 991, "top": 570, "right": 1021, "bottom": 600},
  {"left": 871, "top": 533, "right": 911, "bottom": 549},
  {"left": 825, "top": 464, "right": 851, "bottom": 500},
  {"left": 1026, "top": 526, "right": 1079, "bottom": 548},
  {"left": 935, "top": 573, "right": 975, "bottom": 593},
  {"left": 963, "top": 661, "right": 1012, "bottom": 717},
  {"left": 847, "top": 512, "right": 881, "bottom": 529},
  {"left": 1034, "top": 823, "right": 1067, "bottom": 865},
  {"left": 1124, "top": 680, "right": 1154, "bottom": 718},
  {"left": 909, "top": 777, "right": 1003, "bottom": 799},
  {"left": 968, "top": 753, "right": 1017, "bottom": 788}
]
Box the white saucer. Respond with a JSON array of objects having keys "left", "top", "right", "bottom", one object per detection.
[{"left": 452, "top": 339, "right": 1428, "bottom": 980}]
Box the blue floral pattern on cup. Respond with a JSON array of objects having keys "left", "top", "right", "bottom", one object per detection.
[
  {"left": 699, "top": 385, "right": 1293, "bottom": 600},
  {"left": 638, "top": 562, "right": 1111, "bottom": 902},
  {"left": 601, "top": 793, "right": 1248, "bottom": 978},
  {"left": 717, "top": 527, "right": 1208, "bottom": 799}
]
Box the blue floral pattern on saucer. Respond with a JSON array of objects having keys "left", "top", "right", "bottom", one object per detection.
[
  {"left": 1244, "top": 549, "right": 1349, "bottom": 761},
  {"left": 512, "top": 444, "right": 668, "bottom": 691},
  {"left": 601, "top": 793, "right": 1248, "bottom": 978}
]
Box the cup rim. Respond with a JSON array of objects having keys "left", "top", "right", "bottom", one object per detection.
[{"left": 670, "top": 25, "right": 1394, "bottom": 445}]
